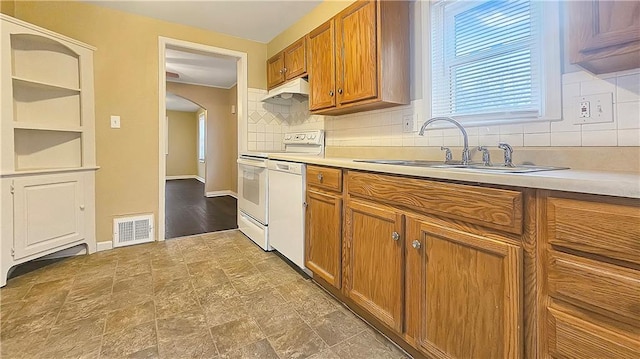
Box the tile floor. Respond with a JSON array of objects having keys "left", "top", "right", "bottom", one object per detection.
[{"left": 0, "top": 230, "right": 409, "bottom": 359}]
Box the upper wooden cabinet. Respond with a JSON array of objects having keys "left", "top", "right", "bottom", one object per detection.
[
  {"left": 567, "top": 0, "right": 640, "bottom": 74},
  {"left": 266, "top": 37, "right": 307, "bottom": 90},
  {"left": 308, "top": 0, "right": 409, "bottom": 115}
]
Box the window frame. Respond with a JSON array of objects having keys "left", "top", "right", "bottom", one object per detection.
[{"left": 422, "top": 0, "right": 562, "bottom": 127}]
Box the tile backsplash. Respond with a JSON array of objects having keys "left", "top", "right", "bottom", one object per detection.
[
  {"left": 247, "top": 89, "right": 324, "bottom": 151},
  {"left": 248, "top": 69, "right": 639, "bottom": 151}
]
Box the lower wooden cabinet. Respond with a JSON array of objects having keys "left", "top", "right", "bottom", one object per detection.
[
  {"left": 305, "top": 189, "right": 342, "bottom": 288},
  {"left": 406, "top": 217, "right": 523, "bottom": 359},
  {"left": 343, "top": 199, "right": 404, "bottom": 332}
]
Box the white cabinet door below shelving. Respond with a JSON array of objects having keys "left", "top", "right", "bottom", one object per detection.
[{"left": 12, "top": 173, "right": 85, "bottom": 259}]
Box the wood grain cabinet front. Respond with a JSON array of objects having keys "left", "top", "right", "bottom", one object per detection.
[
  {"left": 266, "top": 37, "right": 307, "bottom": 90},
  {"left": 343, "top": 198, "right": 405, "bottom": 333},
  {"left": 405, "top": 217, "right": 524, "bottom": 359},
  {"left": 539, "top": 191, "right": 640, "bottom": 358},
  {"left": 307, "top": 0, "right": 409, "bottom": 115},
  {"left": 567, "top": 0, "right": 640, "bottom": 73},
  {"left": 305, "top": 189, "right": 342, "bottom": 289}
]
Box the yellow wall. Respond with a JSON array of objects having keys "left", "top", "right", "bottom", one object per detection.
[
  {"left": 166, "top": 82, "right": 236, "bottom": 195},
  {"left": 10, "top": 0, "right": 266, "bottom": 243},
  {"left": 166, "top": 110, "right": 198, "bottom": 177},
  {"left": 0, "top": 0, "right": 15, "bottom": 16},
  {"left": 267, "top": 0, "right": 355, "bottom": 57}
]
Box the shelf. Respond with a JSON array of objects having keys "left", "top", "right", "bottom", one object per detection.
[
  {"left": 12, "top": 123, "right": 83, "bottom": 133},
  {"left": 14, "top": 129, "right": 82, "bottom": 171},
  {"left": 0, "top": 166, "right": 99, "bottom": 178},
  {"left": 11, "top": 33, "right": 80, "bottom": 89},
  {"left": 12, "top": 78, "right": 81, "bottom": 127},
  {"left": 12, "top": 76, "right": 80, "bottom": 92}
]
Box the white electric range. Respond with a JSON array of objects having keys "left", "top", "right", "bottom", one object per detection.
[{"left": 237, "top": 130, "right": 324, "bottom": 264}]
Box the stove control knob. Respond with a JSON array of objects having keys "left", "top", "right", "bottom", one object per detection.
[
  {"left": 285, "top": 135, "right": 291, "bottom": 140},
  {"left": 300, "top": 134, "right": 306, "bottom": 140}
]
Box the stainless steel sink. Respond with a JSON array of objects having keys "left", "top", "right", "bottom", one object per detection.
[{"left": 354, "top": 159, "right": 568, "bottom": 173}]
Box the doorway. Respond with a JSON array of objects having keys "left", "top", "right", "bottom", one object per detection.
[{"left": 158, "top": 37, "right": 248, "bottom": 241}]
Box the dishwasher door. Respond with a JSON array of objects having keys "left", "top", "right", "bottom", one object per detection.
[{"left": 267, "top": 160, "right": 306, "bottom": 269}]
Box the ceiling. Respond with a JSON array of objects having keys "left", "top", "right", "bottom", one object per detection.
[
  {"left": 86, "top": 0, "right": 322, "bottom": 43},
  {"left": 165, "top": 47, "right": 237, "bottom": 88}
]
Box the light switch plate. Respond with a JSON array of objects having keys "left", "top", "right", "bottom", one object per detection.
[
  {"left": 573, "top": 93, "right": 613, "bottom": 125},
  {"left": 110, "top": 115, "right": 121, "bottom": 128}
]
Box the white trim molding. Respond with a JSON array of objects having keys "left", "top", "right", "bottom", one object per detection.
[
  {"left": 158, "top": 36, "right": 248, "bottom": 242},
  {"left": 96, "top": 241, "right": 113, "bottom": 252},
  {"left": 165, "top": 175, "right": 199, "bottom": 180},
  {"left": 206, "top": 190, "right": 237, "bottom": 198}
]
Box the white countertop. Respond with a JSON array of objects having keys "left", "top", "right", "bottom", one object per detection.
[{"left": 267, "top": 154, "right": 640, "bottom": 199}]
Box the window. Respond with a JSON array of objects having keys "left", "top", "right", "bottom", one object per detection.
[
  {"left": 198, "top": 112, "right": 205, "bottom": 162},
  {"left": 428, "top": 0, "right": 560, "bottom": 125}
]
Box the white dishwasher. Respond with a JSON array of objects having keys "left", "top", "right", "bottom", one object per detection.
[{"left": 267, "top": 159, "right": 306, "bottom": 270}]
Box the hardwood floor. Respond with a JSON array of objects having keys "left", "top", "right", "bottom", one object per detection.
[{"left": 165, "top": 179, "right": 237, "bottom": 239}]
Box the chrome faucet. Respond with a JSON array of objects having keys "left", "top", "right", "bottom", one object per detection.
[
  {"left": 419, "top": 117, "right": 470, "bottom": 165},
  {"left": 477, "top": 146, "right": 491, "bottom": 166},
  {"left": 498, "top": 142, "right": 514, "bottom": 167}
]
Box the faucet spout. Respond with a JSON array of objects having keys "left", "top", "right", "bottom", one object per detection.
[{"left": 419, "top": 117, "right": 470, "bottom": 165}]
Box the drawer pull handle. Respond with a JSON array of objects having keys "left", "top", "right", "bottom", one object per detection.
[
  {"left": 392, "top": 232, "right": 400, "bottom": 241},
  {"left": 412, "top": 240, "right": 421, "bottom": 249},
  {"left": 317, "top": 173, "right": 324, "bottom": 182}
]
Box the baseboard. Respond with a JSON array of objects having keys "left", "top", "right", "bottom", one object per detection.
[
  {"left": 195, "top": 176, "right": 205, "bottom": 183},
  {"left": 166, "top": 175, "right": 197, "bottom": 180},
  {"left": 97, "top": 241, "right": 113, "bottom": 252},
  {"left": 206, "top": 190, "right": 237, "bottom": 198}
]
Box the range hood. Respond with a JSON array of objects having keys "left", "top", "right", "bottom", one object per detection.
[{"left": 261, "top": 78, "right": 309, "bottom": 105}]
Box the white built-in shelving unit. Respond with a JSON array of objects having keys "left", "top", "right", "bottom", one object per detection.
[{"left": 0, "top": 14, "right": 97, "bottom": 286}]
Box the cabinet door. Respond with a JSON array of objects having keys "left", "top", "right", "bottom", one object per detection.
[
  {"left": 284, "top": 37, "right": 306, "bottom": 80},
  {"left": 344, "top": 199, "right": 404, "bottom": 332},
  {"left": 266, "top": 52, "right": 285, "bottom": 89},
  {"left": 12, "top": 174, "right": 85, "bottom": 259},
  {"left": 305, "top": 189, "right": 342, "bottom": 288},
  {"left": 336, "top": 0, "right": 377, "bottom": 105},
  {"left": 407, "top": 218, "right": 523, "bottom": 359},
  {"left": 308, "top": 19, "right": 336, "bottom": 111},
  {"left": 568, "top": 0, "right": 640, "bottom": 73}
]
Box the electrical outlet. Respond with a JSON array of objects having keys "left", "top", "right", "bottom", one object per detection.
[
  {"left": 574, "top": 93, "right": 613, "bottom": 125},
  {"left": 402, "top": 114, "right": 416, "bottom": 133},
  {"left": 110, "top": 115, "right": 121, "bottom": 128}
]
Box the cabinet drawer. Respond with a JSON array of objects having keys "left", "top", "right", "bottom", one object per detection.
[
  {"left": 548, "top": 253, "right": 640, "bottom": 324},
  {"left": 546, "top": 307, "right": 639, "bottom": 359},
  {"left": 546, "top": 196, "right": 640, "bottom": 266},
  {"left": 347, "top": 171, "right": 523, "bottom": 234},
  {"left": 307, "top": 165, "right": 342, "bottom": 192}
]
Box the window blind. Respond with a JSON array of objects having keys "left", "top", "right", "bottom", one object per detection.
[{"left": 431, "top": 0, "right": 542, "bottom": 121}]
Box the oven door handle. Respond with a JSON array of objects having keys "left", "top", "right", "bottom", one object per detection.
[{"left": 237, "top": 158, "right": 267, "bottom": 168}]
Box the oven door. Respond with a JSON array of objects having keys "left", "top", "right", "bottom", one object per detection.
[{"left": 237, "top": 156, "right": 268, "bottom": 225}]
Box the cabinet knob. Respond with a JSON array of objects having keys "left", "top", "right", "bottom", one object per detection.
[
  {"left": 392, "top": 232, "right": 400, "bottom": 241},
  {"left": 79, "top": 205, "right": 85, "bottom": 210},
  {"left": 303, "top": 202, "right": 308, "bottom": 208},
  {"left": 317, "top": 173, "right": 324, "bottom": 182},
  {"left": 329, "top": 90, "right": 334, "bottom": 97},
  {"left": 338, "top": 88, "right": 343, "bottom": 94},
  {"left": 412, "top": 240, "right": 421, "bottom": 249},
  {"left": 283, "top": 67, "right": 287, "bottom": 73},
  {"left": 279, "top": 69, "right": 283, "bottom": 74}
]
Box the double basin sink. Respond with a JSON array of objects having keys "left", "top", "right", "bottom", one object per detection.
[{"left": 354, "top": 159, "right": 568, "bottom": 173}]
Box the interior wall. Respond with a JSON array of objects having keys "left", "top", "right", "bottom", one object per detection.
[
  {"left": 196, "top": 108, "right": 206, "bottom": 181},
  {"left": 228, "top": 85, "right": 238, "bottom": 194},
  {"left": 10, "top": 0, "right": 266, "bottom": 243},
  {"left": 165, "top": 110, "right": 197, "bottom": 177},
  {"left": 0, "top": 0, "right": 15, "bottom": 16},
  {"left": 267, "top": 0, "right": 354, "bottom": 57},
  {"left": 166, "top": 82, "right": 235, "bottom": 194}
]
